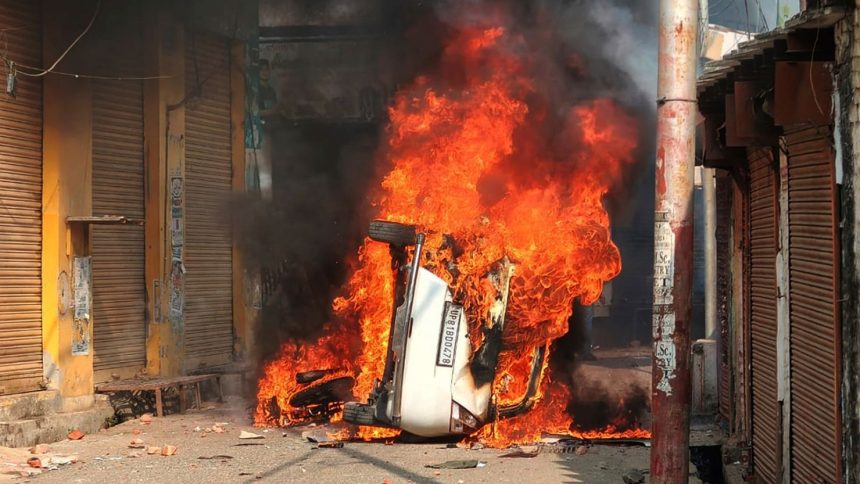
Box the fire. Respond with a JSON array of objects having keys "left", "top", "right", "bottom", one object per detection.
[{"left": 255, "top": 25, "right": 649, "bottom": 445}]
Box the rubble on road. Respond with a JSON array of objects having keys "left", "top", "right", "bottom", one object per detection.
[
  {"left": 239, "top": 431, "right": 264, "bottom": 440},
  {"left": 301, "top": 430, "right": 330, "bottom": 443},
  {"left": 622, "top": 468, "right": 646, "bottom": 484},
  {"left": 29, "top": 444, "right": 49, "bottom": 454},
  {"left": 425, "top": 459, "right": 486, "bottom": 469},
  {"left": 500, "top": 447, "right": 540, "bottom": 458},
  {"left": 197, "top": 455, "right": 233, "bottom": 460},
  {"left": 67, "top": 429, "right": 85, "bottom": 440}
]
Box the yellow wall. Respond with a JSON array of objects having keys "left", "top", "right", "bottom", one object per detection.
[
  {"left": 41, "top": 6, "right": 94, "bottom": 396},
  {"left": 40, "top": 1, "right": 249, "bottom": 398}
]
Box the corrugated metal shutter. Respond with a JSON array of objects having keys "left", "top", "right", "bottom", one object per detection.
[
  {"left": 0, "top": 1, "right": 43, "bottom": 394},
  {"left": 747, "top": 147, "right": 780, "bottom": 483},
  {"left": 715, "top": 171, "right": 732, "bottom": 426},
  {"left": 91, "top": 73, "right": 146, "bottom": 381},
  {"left": 183, "top": 32, "right": 234, "bottom": 369},
  {"left": 785, "top": 125, "right": 841, "bottom": 483}
]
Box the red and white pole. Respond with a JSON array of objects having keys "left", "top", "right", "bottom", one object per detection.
[{"left": 651, "top": 0, "right": 698, "bottom": 481}]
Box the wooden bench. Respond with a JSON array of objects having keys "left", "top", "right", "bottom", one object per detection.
[{"left": 96, "top": 374, "right": 223, "bottom": 417}]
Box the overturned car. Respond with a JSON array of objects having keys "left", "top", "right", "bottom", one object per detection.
[{"left": 340, "top": 220, "right": 547, "bottom": 437}]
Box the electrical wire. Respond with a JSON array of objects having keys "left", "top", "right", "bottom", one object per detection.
[
  {"left": 16, "top": 0, "right": 102, "bottom": 77},
  {"left": 809, "top": 24, "right": 825, "bottom": 117},
  {"left": 16, "top": 68, "right": 171, "bottom": 81},
  {"left": 1, "top": 0, "right": 171, "bottom": 82},
  {"left": 755, "top": 0, "right": 769, "bottom": 32}
]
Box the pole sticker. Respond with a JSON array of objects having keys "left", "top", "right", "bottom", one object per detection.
[{"left": 653, "top": 210, "right": 676, "bottom": 395}]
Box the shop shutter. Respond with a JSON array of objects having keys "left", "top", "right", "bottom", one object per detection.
[
  {"left": 91, "top": 72, "right": 146, "bottom": 381},
  {"left": 715, "top": 172, "right": 732, "bottom": 426},
  {"left": 183, "top": 33, "right": 234, "bottom": 369},
  {"left": 0, "top": 0, "right": 43, "bottom": 394},
  {"left": 785, "top": 125, "right": 841, "bottom": 483},
  {"left": 747, "top": 147, "right": 780, "bottom": 483}
]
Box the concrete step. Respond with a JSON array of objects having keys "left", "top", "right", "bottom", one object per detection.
[
  {"left": 0, "top": 391, "right": 62, "bottom": 422},
  {"left": 0, "top": 395, "right": 114, "bottom": 448}
]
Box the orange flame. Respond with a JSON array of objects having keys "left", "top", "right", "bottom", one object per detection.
[{"left": 255, "top": 26, "right": 649, "bottom": 445}]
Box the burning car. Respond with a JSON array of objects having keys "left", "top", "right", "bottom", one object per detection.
[
  {"left": 342, "top": 220, "right": 547, "bottom": 437},
  {"left": 255, "top": 24, "right": 644, "bottom": 444}
]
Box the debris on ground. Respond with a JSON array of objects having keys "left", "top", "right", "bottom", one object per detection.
[
  {"left": 197, "top": 455, "right": 233, "bottom": 460},
  {"left": 239, "top": 431, "right": 264, "bottom": 440},
  {"left": 500, "top": 447, "right": 540, "bottom": 458},
  {"left": 161, "top": 445, "right": 178, "bottom": 456},
  {"left": 47, "top": 455, "right": 78, "bottom": 466},
  {"left": 67, "top": 430, "right": 85, "bottom": 441},
  {"left": 29, "top": 444, "right": 49, "bottom": 454},
  {"left": 301, "top": 430, "right": 330, "bottom": 443},
  {"left": 316, "top": 442, "right": 344, "bottom": 449},
  {"left": 425, "top": 460, "right": 485, "bottom": 469},
  {"left": 129, "top": 438, "right": 146, "bottom": 449},
  {"left": 26, "top": 457, "right": 41, "bottom": 468},
  {"left": 140, "top": 414, "right": 153, "bottom": 424},
  {"left": 575, "top": 445, "right": 588, "bottom": 455},
  {"left": 147, "top": 447, "right": 161, "bottom": 455},
  {"left": 622, "top": 468, "right": 646, "bottom": 484}
]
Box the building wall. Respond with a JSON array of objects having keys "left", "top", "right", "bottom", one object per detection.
[
  {"left": 835, "top": 4, "right": 860, "bottom": 482},
  {"left": 0, "top": 0, "right": 252, "bottom": 411}
]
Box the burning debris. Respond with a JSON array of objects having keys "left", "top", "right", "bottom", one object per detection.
[{"left": 252, "top": 0, "right": 652, "bottom": 446}]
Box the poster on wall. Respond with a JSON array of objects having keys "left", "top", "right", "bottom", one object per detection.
[{"left": 72, "top": 256, "right": 92, "bottom": 356}]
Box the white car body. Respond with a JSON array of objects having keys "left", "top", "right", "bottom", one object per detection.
[
  {"left": 343, "top": 221, "right": 545, "bottom": 438},
  {"left": 394, "top": 268, "right": 491, "bottom": 437}
]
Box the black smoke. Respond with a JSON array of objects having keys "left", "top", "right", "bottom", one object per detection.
[{"left": 235, "top": 0, "right": 658, "bottom": 371}]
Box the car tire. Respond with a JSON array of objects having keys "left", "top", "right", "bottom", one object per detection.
[
  {"left": 343, "top": 402, "right": 378, "bottom": 426},
  {"left": 368, "top": 220, "right": 417, "bottom": 246}
]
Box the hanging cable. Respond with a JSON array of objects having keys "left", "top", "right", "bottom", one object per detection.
[{"left": 16, "top": 0, "right": 101, "bottom": 78}]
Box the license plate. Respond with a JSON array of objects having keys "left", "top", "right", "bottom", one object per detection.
[{"left": 436, "top": 302, "right": 461, "bottom": 367}]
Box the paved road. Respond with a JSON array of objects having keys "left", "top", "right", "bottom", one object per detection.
[{"left": 25, "top": 399, "right": 656, "bottom": 484}]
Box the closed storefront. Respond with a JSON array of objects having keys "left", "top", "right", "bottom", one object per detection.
[
  {"left": 747, "top": 147, "right": 780, "bottom": 482},
  {"left": 89, "top": 9, "right": 147, "bottom": 383},
  {"left": 91, "top": 73, "right": 146, "bottom": 382},
  {"left": 696, "top": 10, "right": 851, "bottom": 483},
  {"left": 785, "top": 125, "right": 841, "bottom": 482},
  {"left": 183, "top": 32, "right": 234, "bottom": 369},
  {"left": 0, "top": 0, "right": 43, "bottom": 394}
]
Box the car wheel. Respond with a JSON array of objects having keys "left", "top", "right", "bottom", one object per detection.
[
  {"left": 368, "top": 220, "right": 417, "bottom": 246},
  {"left": 343, "top": 401, "right": 378, "bottom": 426}
]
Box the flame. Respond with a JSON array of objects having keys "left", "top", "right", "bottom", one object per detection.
[{"left": 255, "top": 26, "right": 649, "bottom": 445}]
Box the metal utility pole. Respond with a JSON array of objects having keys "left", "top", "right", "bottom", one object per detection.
[
  {"left": 704, "top": 168, "right": 717, "bottom": 339},
  {"left": 651, "top": 0, "right": 698, "bottom": 482}
]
